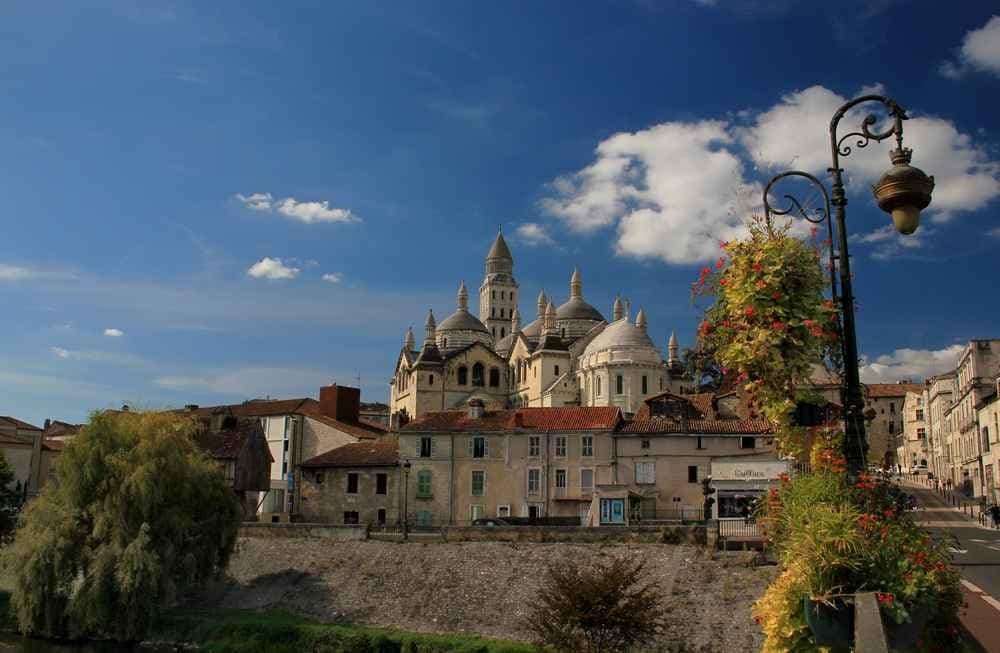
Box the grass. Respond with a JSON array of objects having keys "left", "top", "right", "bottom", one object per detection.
[{"left": 150, "top": 607, "right": 534, "bottom": 653}]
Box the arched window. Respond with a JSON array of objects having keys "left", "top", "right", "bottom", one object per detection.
[
  {"left": 984, "top": 427, "right": 991, "bottom": 453},
  {"left": 489, "top": 367, "right": 500, "bottom": 387},
  {"left": 429, "top": 374, "right": 434, "bottom": 386},
  {"left": 457, "top": 366, "right": 468, "bottom": 385},
  {"left": 501, "top": 291, "right": 505, "bottom": 300},
  {"left": 492, "top": 291, "right": 496, "bottom": 299},
  {"left": 561, "top": 328, "right": 565, "bottom": 338},
  {"left": 554, "top": 365, "right": 560, "bottom": 376},
  {"left": 443, "top": 338, "right": 448, "bottom": 348},
  {"left": 500, "top": 308, "right": 505, "bottom": 318},
  {"left": 597, "top": 376, "right": 602, "bottom": 396},
  {"left": 500, "top": 327, "right": 506, "bottom": 338},
  {"left": 472, "top": 363, "right": 485, "bottom": 387},
  {"left": 616, "top": 375, "right": 623, "bottom": 395},
  {"left": 492, "top": 307, "right": 496, "bottom": 317}
]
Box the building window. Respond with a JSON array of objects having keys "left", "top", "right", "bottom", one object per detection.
[
  {"left": 984, "top": 427, "right": 991, "bottom": 454},
  {"left": 916, "top": 409, "right": 924, "bottom": 421},
  {"left": 616, "top": 375, "right": 623, "bottom": 395},
  {"left": 890, "top": 402, "right": 895, "bottom": 413},
  {"left": 489, "top": 367, "right": 500, "bottom": 387},
  {"left": 457, "top": 366, "right": 468, "bottom": 385},
  {"left": 500, "top": 308, "right": 505, "bottom": 318},
  {"left": 641, "top": 439, "right": 650, "bottom": 449},
  {"left": 347, "top": 473, "right": 359, "bottom": 494},
  {"left": 315, "top": 471, "right": 325, "bottom": 485},
  {"left": 527, "top": 468, "right": 541, "bottom": 495},
  {"left": 470, "top": 436, "right": 488, "bottom": 458},
  {"left": 888, "top": 422, "right": 895, "bottom": 435},
  {"left": 917, "top": 428, "right": 926, "bottom": 439},
  {"left": 343, "top": 511, "right": 359, "bottom": 525},
  {"left": 470, "top": 504, "right": 485, "bottom": 521},
  {"left": 429, "top": 374, "right": 434, "bottom": 386},
  {"left": 596, "top": 376, "right": 602, "bottom": 396},
  {"left": 529, "top": 436, "right": 540, "bottom": 457},
  {"left": 501, "top": 327, "right": 505, "bottom": 338},
  {"left": 555, "top": 436, "right": 567, "bottom": 457},
  {"left": 554, "top": 365, "right": 560, "bottom": 376},
  {"left": 739, "top": 437, "right": 756, "bottom": 449},
  {"left": 282, "top": 461, "right": 288, "bottom": 475},
  {"left": 659, "top": 377, "right": 664, "bottom": 391},
  {"left": 473, "top": 363, "right": 485, "bottom": 387},
  {"left": 581, "top": 435, "right": 593, "bottom": 457},
  {"left": 642, "top": 376, "right": 647, "bottom": 394},
  {"left": 636, "top": 461, "right": 655, "bottom": 485},
  {"left": 471, "top": 470, "right": 486, "bottom": 496},
  {"left": 498, "top": 504, "right": 510, "bottom": 517},
  {"left": 419, "top": 436, "right": 433, "bottom": 458},
  {"left": 416, "top": 510, "right": 432, "bottom": 527},
  {"left": 416, "top": 470, "right": 432, "bottom": 498},
  {"left": 491, "top": 307, "right": 496, "bottom": 317},
  {"left": 377, "top": 508, "right": 387, "bottom": 525},
  {"left": 580, "top": 468, "right": 594, "bottom": 494},
  {"left": 492, "top": 291, "right": 496, "bottom": 299},
  {"left": 688, "top": 465, "right": 698, "bottom": 483},
  {"left": 555, "top": 469, "right": 567, "bottom": 489},
  {"left": 696, "top": 436, "right": 705, "bottom": 450},
  {"left": 376, "top": 473, "right": 388, "bottom": 495}
]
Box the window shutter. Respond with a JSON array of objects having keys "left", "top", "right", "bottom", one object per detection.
[
  {"left": 430, "top": 437, "right": 436, "bottom": 457},
  {"left": 468, "top": 437, "right": 474, "bottom": 457},
  {"left": 484, "top": 437, "right": 490, "bottom": 458},
  {"left": 415, "top": 438, "right": 421, "bottom": 457}
]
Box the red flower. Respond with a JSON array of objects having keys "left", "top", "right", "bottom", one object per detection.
[
  {"left": 744, "top": 306, "right": 756, "bottom": 317},
  {"left": 876, "top": 592, "right": 894, "bottom": 607},
  {"left": 751, "top": 262, "right": 763, "bottom": 273},
  {"left": 755, "top": 279, "right": 767, "bottom": 289},
  {"left": 771, "top": 291, "right": 782, "bottom": 300},
  {"left": 771, "top": 320, "right": 785, "bottom": 331},
  {"left": 715, "top": 257, "right": 725, "bottom": 270},
  {"left": 719, "top": 277, "right": 729, "bottom": 286}
]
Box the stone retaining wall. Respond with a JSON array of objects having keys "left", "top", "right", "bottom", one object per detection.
[{"left": 238, "top": 522, "right": 366, "bottom": 540}]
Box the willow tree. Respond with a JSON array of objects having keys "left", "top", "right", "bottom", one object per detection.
[{"left": 5, "top": 410, "right": 241, "bottom": 641}]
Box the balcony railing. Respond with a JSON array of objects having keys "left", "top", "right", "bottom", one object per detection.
[{"left": 717, "top": 517, "right": 762, "bottom": 540}]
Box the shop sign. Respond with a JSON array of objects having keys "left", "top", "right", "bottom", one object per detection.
[{"left": 711, "top": 460, "right": 788, "bottom": 481}]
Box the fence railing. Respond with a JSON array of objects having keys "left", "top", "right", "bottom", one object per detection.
[
  {"left": 638, "top": 508, "right": 705, "bottom": 522},
  {"left": 717, "top": 517, "right": 762, "bottom": 540}
]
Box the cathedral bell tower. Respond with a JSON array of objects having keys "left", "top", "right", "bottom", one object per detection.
[{"left": 479, "top": 229, "right": 518, "bottom": 342}]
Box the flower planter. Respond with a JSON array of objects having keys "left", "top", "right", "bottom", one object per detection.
[
  {"left": 803, "top": 597, "right": 854, "bottom": 650},
  {"left": 884, "top": 605, "right": 929, "bottom": 650}
]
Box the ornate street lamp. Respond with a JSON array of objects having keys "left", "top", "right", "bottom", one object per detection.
[{"left": 763, "top": 94, "right": 935, "bottom": 478}]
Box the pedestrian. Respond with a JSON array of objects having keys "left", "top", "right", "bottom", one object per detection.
[
  {"left": 741, "top": 503, "right": 751, "bottom": 525},
  {"left": 990, "top": 504, "right": 1000, "bottom": 530}
]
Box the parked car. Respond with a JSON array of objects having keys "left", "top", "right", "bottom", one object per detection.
[
  {"left": 911, "top": 463, "right": 929, "bottom": 475},
  {"left": 471, "top": 517, "right": 511, "bottom": 527}
]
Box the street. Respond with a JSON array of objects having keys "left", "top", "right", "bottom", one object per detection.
[{"left": 904, "top": 482, "right": 1000, "bottom": 651}]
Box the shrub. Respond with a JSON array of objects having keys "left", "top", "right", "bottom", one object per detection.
[
  {"left": 526, "top": 556, "right": 666, "bottom": 653},
  {"left": 3, "top": 410, "right": 242, "bottom": 641}
]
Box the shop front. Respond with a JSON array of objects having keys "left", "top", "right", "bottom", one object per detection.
[{"left": 710, "top": 458, "right": 790, "bottom": 520}]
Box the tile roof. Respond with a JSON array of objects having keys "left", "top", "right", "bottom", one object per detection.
[
  {"left": 619, "top": 418, "right": 774, "bottom": 435},
  {"left": 185, "top": 398, "right": 386, "bottom": 440},
  {"left": 194, "top": 418, "right": 272, "bottom": 461},
  {"left": 307, "top": 413, "right": 382, "bottom": 440},
  {"left": 401, "top": 406, "right": 622, "bottom": 432},
  {"left": 865, "top": 383, "right": 924, "bottom": 398},
  {"left": 42, "top": 420, "right": 83, "bottom": 438},
  {"left": 0, "top": 416, "right": 42, "bottom": 431},
  {"left": 42, "top": 439, "right": 64, "bottom": 451},
  {"left": 300, "top": 438, "right": 399, "bottom": 468}
]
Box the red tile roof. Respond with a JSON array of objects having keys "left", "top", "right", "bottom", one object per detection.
[
  {"left": 185, "top": 398, "right": 386, "bottom": 440},
  {"left": 300, "top": 438, "right": 399, "bottom": 468},
  {"left": 865, "top": 383, "right": 923, "bottom": 398},
  {"left": 401, "top": 407, "right": 622, "bottom": 432},
  {"left": 619, "top": 418, "right": 774, "bottom": 435},
  {"left": 194, "top": 418, "right": 272, "bottom": 461},
  {"left": 0, "top": 416, "right": 42, "bottom": 431}
]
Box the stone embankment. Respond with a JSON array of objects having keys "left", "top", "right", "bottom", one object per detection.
[{"left": 196, "top": 538, "right": 775, "bottom": 652}]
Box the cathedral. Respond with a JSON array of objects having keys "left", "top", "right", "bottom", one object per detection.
[{"left": 389, "top": 231, "right": 688, "bottom": 425}]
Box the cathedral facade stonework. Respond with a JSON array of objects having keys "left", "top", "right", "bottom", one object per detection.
[{"left": 389, "top": 232, "right": 687, "bottom": 425}]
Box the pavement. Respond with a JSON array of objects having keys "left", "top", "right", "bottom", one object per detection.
[{"left": 901, "top": 480, "right": 1000, "bottom": 652}]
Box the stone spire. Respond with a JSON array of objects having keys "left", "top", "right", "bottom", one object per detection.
[
  {"left": 404, "top": 326, "right": 415, "bottom": 350},
  {"left": 570, "top": 266, "right": 582, "bottom": 299},
  {"left": 537, "top": 289, "right": 548, "bottom": 318},
  {"left": 543, "top": 301, "right": 557, "bottom": 335},
  {"left": 511, "top": 307, "right": 521, "bottom": 334},
  {"left": 424, "top": 309, "right": 437, "bottom": 345},
  {"left": 457, "top": 280, "right": 469, "bottom": 311},
  {"left": 668, "top": 331, "right": 678, "bottom": 365},
  {"left": 635, "top": 307, "right": 647, "bottom": 332},
  {"left": 485, "top": 229, "right": 513, "bottom": 275},
  {"left": 612, "top": 295, "right": 624, "bottom": 321}
]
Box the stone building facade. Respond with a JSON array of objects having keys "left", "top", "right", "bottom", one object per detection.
[
  {"left": 895, "top": 390, "right": 929, "bottom": 473},
  {"left": 389, "top": 232, "right": 688, "bottom": 426},
  {"left": 977, "top": 380, "right": 1000, "bottom": 503},
  {"left": 298, "top": 438, "right": 399, "bottom": 525},
  {"left": 925, "top": 372, "right": 956, "bottom": 482},
  {"left": 941, "top": 340, "right": 1000, "bottom": 496},
  {"left": 863, "top": 382, "right": 922, "bottom": 469}
]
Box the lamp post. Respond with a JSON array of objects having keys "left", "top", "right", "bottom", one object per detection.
[
  {"left": 763, "top": 94, "right": 935, "bottom": 478},
  {"left": 402, "top": 460, "right": 411, "bottom": 541}
]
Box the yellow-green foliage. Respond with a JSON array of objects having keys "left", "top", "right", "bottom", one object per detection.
[{"left": 3, "top": 410, "right": 241, "bottom": 641}]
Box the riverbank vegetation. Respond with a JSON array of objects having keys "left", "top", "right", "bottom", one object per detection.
[{"left": 2, "top": 411, "right": 242, "bottom": 641}]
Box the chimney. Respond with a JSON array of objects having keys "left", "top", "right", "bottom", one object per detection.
[
  {"left": 468, "top": 398, "right": 485, "bottom": 420},
  {"left": 319, "top": 385, "right": 360, "bottom": 423},
  {"left": 43, "top": 418, "right": 51, "bottom": 430}
]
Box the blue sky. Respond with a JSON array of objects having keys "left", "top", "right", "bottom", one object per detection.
[{"left": 2, "top": 1, "right": 999, "bottom": 427}]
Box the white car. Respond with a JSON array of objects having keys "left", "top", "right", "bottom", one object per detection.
[{"left": 910, "top": 463, "right": 929, "bottom": 474}]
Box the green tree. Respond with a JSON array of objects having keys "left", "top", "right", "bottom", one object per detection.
[
  {"left": 0, "top": 450, "right": 22, "bottom": 536},
  {"left": 4, "top": 410, "right": 241, "bottom": 641}
]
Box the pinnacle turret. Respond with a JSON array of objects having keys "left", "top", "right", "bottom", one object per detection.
[
  {"left": 570, "top": 266, "right": 582, "bottom": 299},
  {"left": 457, "top": 280, "right": 469, "bottom": 311},
  {"left": 404, "top": 326, "right": 415, "bottom": 350},
  {"left": 636, "top": 307, "right": 647, "bottom": 332},
  {"left": 537, "top": 289, "right": 548, "bottom": 318},
  {"left": 612, "top": 295, "right": 624, "bottom": 321}
]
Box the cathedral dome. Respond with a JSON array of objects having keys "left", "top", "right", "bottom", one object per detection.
[
  {"left": 438, "top": 310, "right": 489, "bottom": 333},
  {"left": 581, "top": 316, "right": 660, "bottom": 362},
  {"left": 555, "top": 297, "right": 605, "bottom": 322},
  {"left": 436, "top": 281, "right": 492, "bottom": 352}
]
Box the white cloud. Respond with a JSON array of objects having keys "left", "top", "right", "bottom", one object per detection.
[
  {"left": 153, "top": 367, "right": 336, "bottom": 398},
  {"left": 940, "top": 16, "right": 1000, "bottom": 78},
  {"left": 236, "top": 192, "right": 358, "bottom": 224},
  {"left": 860, "top": 345, "right": 964, "bottom": 383},
  {"left": 235, "top": 192, "right": 273, "bottom": 211},
  {"left": 247, "top": 257, "right": 300, "bottom": 280},
  {"left": 0, "top": 264, "right": 35, "bottom": 280},
  {"left": 850, "top": 225, "right": 930, "bottom": 260},
  {"left": 49, "top": 347, "right": 145, "bottom": 366},
  {"left": 513, "top": 222, "right": 555, "bottom": 246},
  {"left": 103, "top": 328, "right": 124, "bottom": 337},
  {"left": 541, "top": 120, "right": 756, "bottom": 264},
  {"left": 321, "top": 272, "right": 343, "bottom": 284}
]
